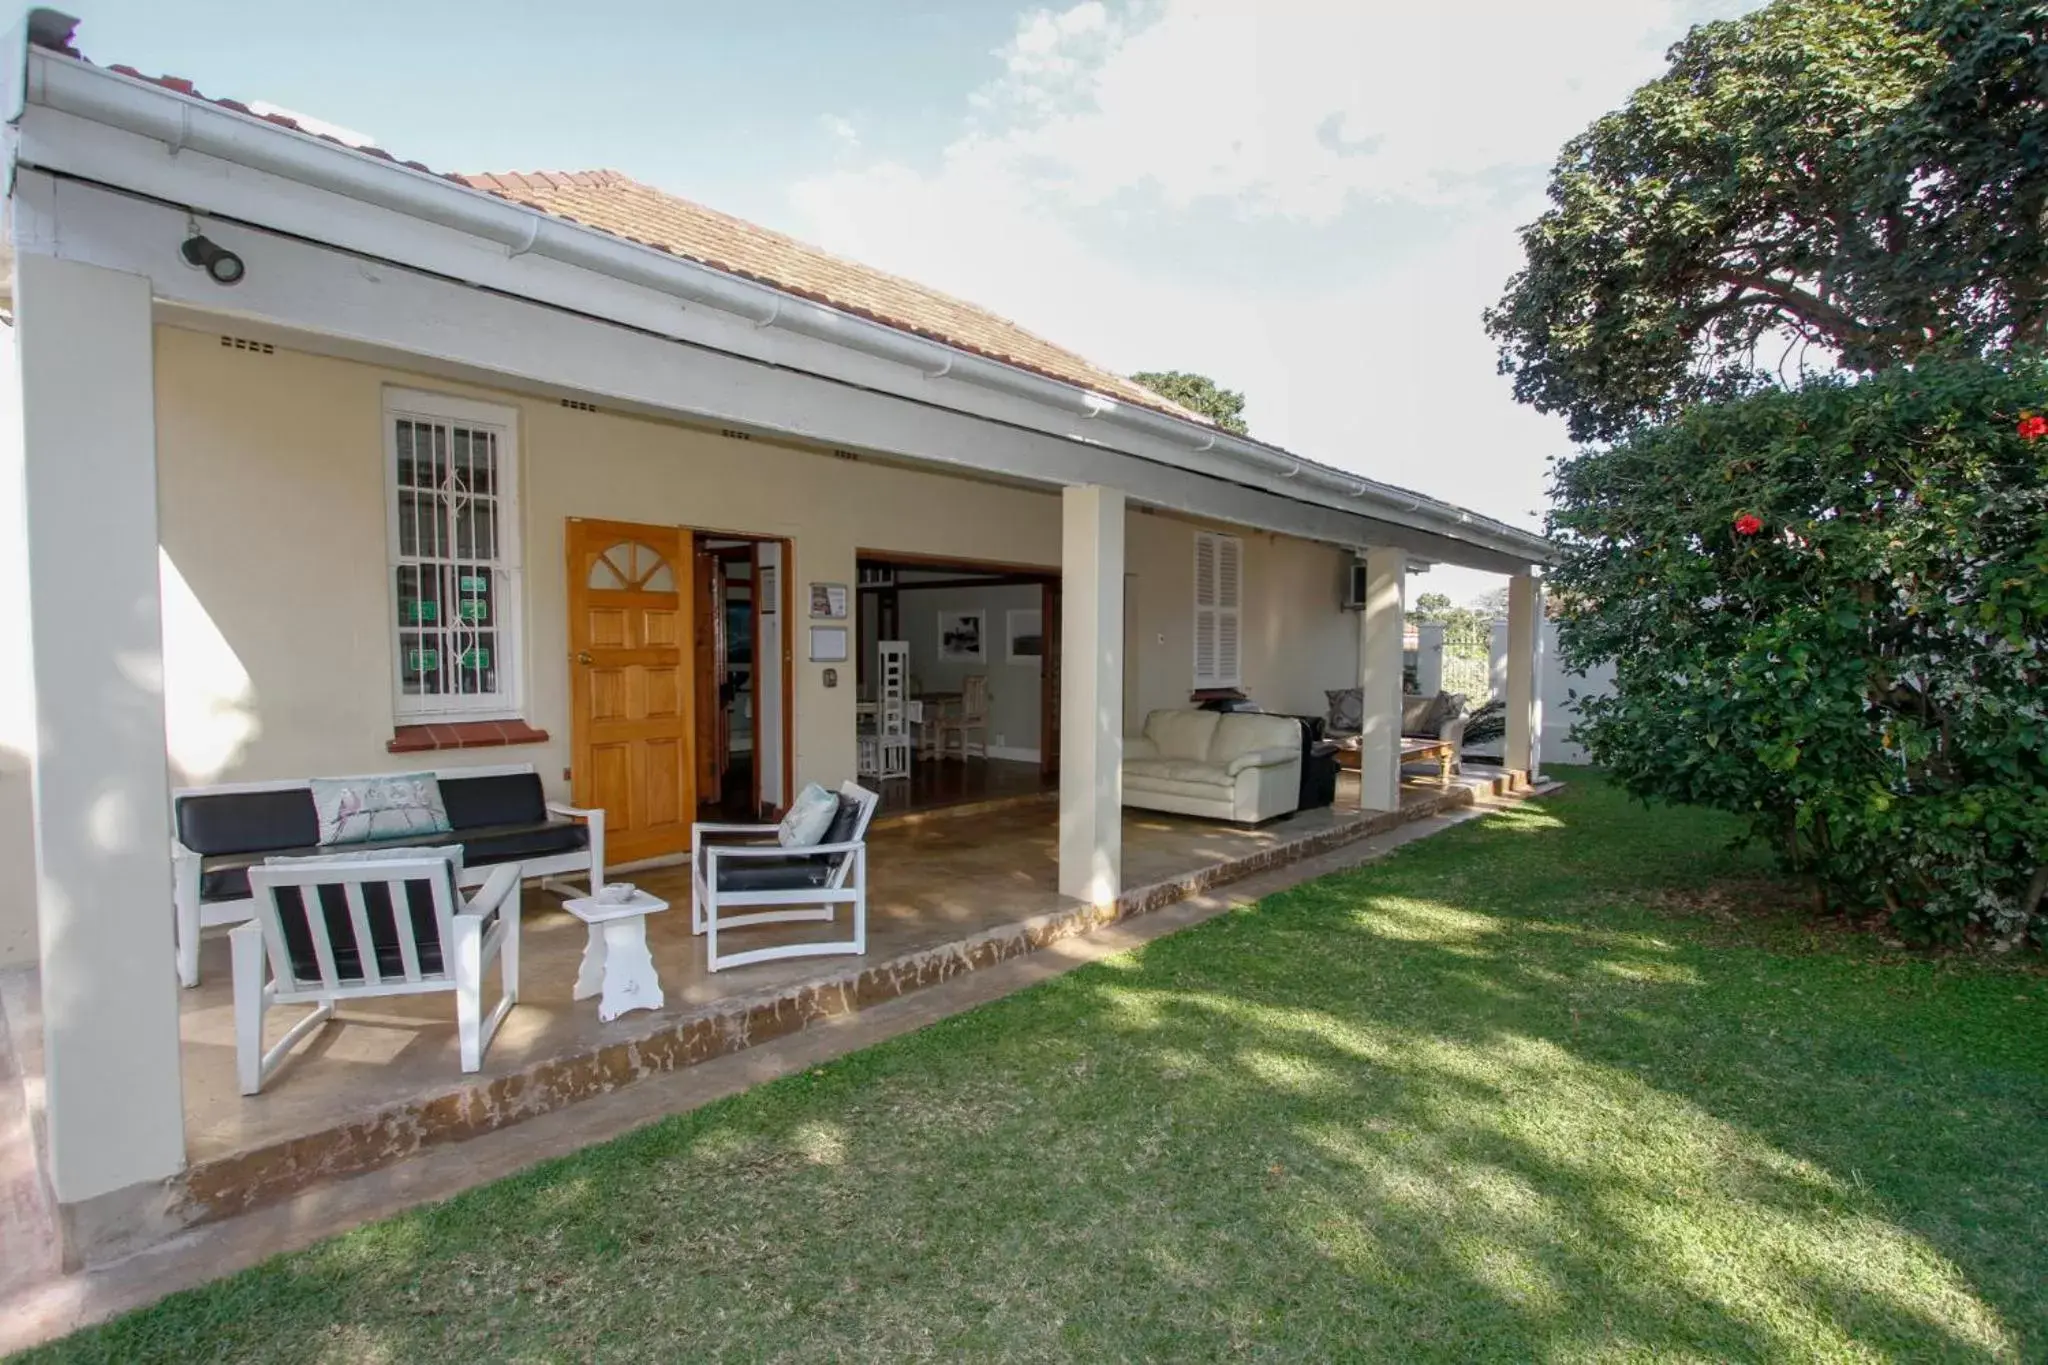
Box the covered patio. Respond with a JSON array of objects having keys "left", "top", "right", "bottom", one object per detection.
[
  {"left": 0, "top": 26, "right": 1555, "bottom": 1278},
  {"left": 2, "top": 770, "right": 1525, "bottom": 1247}
]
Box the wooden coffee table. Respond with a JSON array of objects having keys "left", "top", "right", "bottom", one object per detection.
[{"left": 1333, "top": 736, "right": 1457, "bottom": 787}]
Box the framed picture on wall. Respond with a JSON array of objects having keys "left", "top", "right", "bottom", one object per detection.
[
  {"left": 809, "top": 583, "right": 849, "bottom": 619},
  {"left": 1006, "top": 608, "right": 1043, "bottom": 662},
  {"left": 938, "top": 610, "right": 986, "bottom": 662}
]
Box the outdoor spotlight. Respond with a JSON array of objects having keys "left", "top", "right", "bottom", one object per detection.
[{"left": 180, "top": 234, "right": 245, "bottom": 286}]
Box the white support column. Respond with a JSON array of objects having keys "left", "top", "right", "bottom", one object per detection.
[
  {"left": 1414, "top": 620, "right": 1445, "bottom": 698},
  {"left": 13, "top": 254, "right": 186, "bottom": 1203},
  {"left": 1355, "top": 546, "right": 1406, "bottom": 812},
  {"left": 1059, "top": 485, "right": 1124, "bottom": 906},
  {"left": 1504, "top": 569, "right": 1545, "bottom": 779}
]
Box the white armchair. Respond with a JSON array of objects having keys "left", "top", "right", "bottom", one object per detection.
[
  {"left": 689, "top": 782, "right": 879, "bottom": 972},
  {"left": 233, "top": 852, "right": 521, "bottom": 1094}
]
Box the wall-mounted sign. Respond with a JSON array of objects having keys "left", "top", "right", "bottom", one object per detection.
[
  {"left": 401, "top": 599, "right": 438, "bottom": 624},
  {"left": 809, "top": 583, "right": 849, "bottom": 620},
  {"left": 458, "top": 573, "right": 489, "bottom": 595},
  {"left": 458, "top": 598, "right": 489, "bottom": 622},
  {"left": 459, "top": 647, "right": 492, "bottom": 671},
  {"left": 405, "top": 647, "right": 439, "bottom": 674},
  {"left": 809, "top": 626, "right": 849, "bottom": 662}
]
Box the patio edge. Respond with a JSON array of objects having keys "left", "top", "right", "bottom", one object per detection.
[{"left": 73, "top": 771, "right": 1534, "bottom": 1265}]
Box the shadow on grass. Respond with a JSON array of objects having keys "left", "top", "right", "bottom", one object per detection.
[{"left": 21, "top": 777, "right": 2044, "bottom": 1363}]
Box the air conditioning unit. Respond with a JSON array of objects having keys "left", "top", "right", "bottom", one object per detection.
[{"left": 1341, "top": 559, "right": 1369, "bottom": 611}]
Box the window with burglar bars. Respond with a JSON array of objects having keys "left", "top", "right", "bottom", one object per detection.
[
  {"left": 385, "top": 389, "right": 522, "bottom": 720},
  {"left": 1193, "top": 530, "right": 1243, "bottom": 689}
]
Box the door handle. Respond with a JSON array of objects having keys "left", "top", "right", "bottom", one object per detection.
[{"left": 575, "top": 651, "right": 593, "bottom": 665}]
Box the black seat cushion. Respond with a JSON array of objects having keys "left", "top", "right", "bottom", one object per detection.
[
  {"left": 714, "top": 854, "right": 835, "bottom": 893},
  {"left": 456, "top": 820, "right": 590, "bottom": 867},
  {"left": 272, "top": 877, "right": 451, "bottom": 982},
  {"left": 821, "top": 793, "right": 865, "bottom": 845},
  {"left": 176, "top": 789, "right": 320, "bottom": 857},
  {"left": 438, "top": 771, "right": 549, "bottom": 831},
  {"left": 199, "top": 820, "right": 588, "bottom": 903}
]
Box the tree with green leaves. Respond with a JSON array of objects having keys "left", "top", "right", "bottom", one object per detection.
[
  {"left": 1130, "top": 371, "right": 1250, "bottom": 435},
  {"left": 1551, "top": 355, "right": 2048, "bottom": 946},
  {"left": 1486, "top": 0, "right": 2048, "bottom": 443},
  {"left": 1408, "top": 591, "right": 1454, "bottom": 621}
]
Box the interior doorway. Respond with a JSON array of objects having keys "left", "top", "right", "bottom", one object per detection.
[
  {"left": 854, "top": 549, "right": 1061, "bottom": 813},
  {"left": 695, "top": 533, "right": 794, "bottom": 824}
]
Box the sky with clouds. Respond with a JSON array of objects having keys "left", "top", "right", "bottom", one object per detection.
[{"left": 74, "top": 0, "right": 1753, "bottom": 600}]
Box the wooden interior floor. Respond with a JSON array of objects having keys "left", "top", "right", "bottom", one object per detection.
[
  {"left": 698, "top": 753, "right": 758, "bottom": 823},
  {"left": 877, "top": 757, "right": 1058, "bottom": 817}
]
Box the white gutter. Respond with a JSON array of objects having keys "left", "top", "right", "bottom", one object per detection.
[{"left": 17, "top": 36, "right": 1551, "bottom": 564}]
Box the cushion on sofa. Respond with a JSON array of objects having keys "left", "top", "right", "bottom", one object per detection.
[
  {"left": 176, "top": 788, "right": 321, "bottom": 858},
  {"left": 1121, "top": 774, "right": 1244, "bottom": 804},
  {"left": 1211, "top": 713, "right": 1303, "bottom": 763},
  {"left": 1400, "top": 693, "right": 1441, "bottom": 735},
  {"left": 310, "top": 772, "right": 451, "bottom": 845},
  {"left": 197, "top": 819, "right": 588, "bottom": 903},
  {"left": 1144, "top": 709, "right": 1223, "bottom": 761},
  {"left": 1227, "top": 745, "right": 1302, "bottom": 776},
  {"left": 1324, "top": 687, "right": 1363, "bottom": 735},
  {"left": 438, "top": 771, "right": 549, "bottom": 830},
  {"left": 1124, "top": 757, "right": 1234, "bottom": 788}
]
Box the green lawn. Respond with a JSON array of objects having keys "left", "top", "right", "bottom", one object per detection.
[{"left": 24, "top": 774, "right": 2046, "bottom": 1363}]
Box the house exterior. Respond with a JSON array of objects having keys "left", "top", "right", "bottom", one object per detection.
[{"left": 0, "top": 13, "right": 1551, "bottom": 1249}]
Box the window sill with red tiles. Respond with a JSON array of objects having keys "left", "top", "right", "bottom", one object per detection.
[{"left": 387, "top": 720, "right": 550, "bottom": 754}]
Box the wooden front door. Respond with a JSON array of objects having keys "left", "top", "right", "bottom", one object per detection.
[{"left": 567, "top": 519, "right": 694, "bottom": 865}]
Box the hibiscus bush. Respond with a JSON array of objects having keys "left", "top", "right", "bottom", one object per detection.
[{"left": 1550, "top": 354, "right": 2048, "bottom": 947}]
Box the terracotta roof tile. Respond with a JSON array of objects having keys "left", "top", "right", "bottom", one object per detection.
[{"left": 456, "top": 168, "right": 1196, "bottom": 417}]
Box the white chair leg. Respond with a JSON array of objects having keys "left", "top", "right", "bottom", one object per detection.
[
  {"left": 177, "top": 893, "right": 201, "bottom": 990},
  {"left": 453, "top": 917, "right": 484, "bottom": 1072},
  {"left": 231, "top": 922, "right": 268, "bottom": 1095},
  {"left": 852, "top": 848, "right": 867, "bottom": 956},
  {"left": 500, "top": 898, "right": 521, "bottom": 1007},
  {"left": 706, "top": 892, "right": 721, "bottom": 972}
]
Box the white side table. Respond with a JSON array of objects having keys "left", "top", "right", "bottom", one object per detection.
[{"left": 564, "top": 891, "right": 669, "bottom": 1022}]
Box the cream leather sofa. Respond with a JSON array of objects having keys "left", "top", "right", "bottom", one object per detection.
[{"left": 1122, "top": 709, "right": 1304, "bottom": 824}]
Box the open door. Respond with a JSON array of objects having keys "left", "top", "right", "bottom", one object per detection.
[
  {"left": 694, "top": 544, "right": 726, "bottom": 799},
  {"left": 566, "top": 519, "right": 694, "bottom": 865}
]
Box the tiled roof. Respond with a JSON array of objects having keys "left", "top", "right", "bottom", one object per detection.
[
  {"left": 85, "top": 46, "right": 1202, "bottom": 425},
  {"left": 458, "top": 170, "right": 1196, "bottom": 418}
]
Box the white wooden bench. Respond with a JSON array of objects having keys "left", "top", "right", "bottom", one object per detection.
[{"left": 172, "top": 762, "right": 602, "bottom": 988}]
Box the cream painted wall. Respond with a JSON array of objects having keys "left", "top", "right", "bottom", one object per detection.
[
  {"left": 149, "top": 326, "right": 1063, "bottom": 806},
  {"left": 0, "top": 329, "right": 1366, "bottom": 964},
  {"left": 1123, "top": 508, "right": 1361, "bottom": 728}
]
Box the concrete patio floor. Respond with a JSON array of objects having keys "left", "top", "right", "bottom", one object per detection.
[{"left": 1, "top": 769, "right": 1528, "bottom": 1271}]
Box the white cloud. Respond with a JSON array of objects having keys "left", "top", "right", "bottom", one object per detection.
[
  {"left": 819, "top": 114, "right": 860, "bottom": 153},
  {"left": 786, "top": 0, "right": 1752, "bottom": 592}
]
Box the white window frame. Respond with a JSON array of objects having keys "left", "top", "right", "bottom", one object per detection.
[
  {"left": 383, "top": 387, "right": 524, "bottom": 723},
  {"left": 1192, "top": 529, "right": 1243, "bottom": 689}
]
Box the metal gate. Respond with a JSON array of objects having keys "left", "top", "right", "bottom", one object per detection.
[{"left": 1440, "top": 623, "right": 1494, "bottom": 702}]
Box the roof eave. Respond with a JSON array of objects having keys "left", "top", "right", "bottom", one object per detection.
[{"left": 13, "top": 45, "right": 1552, "bottom": 566}]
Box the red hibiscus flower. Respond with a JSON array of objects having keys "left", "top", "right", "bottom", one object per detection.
[
  {"left": 2019, "top": 414, "right": 2048, "bottom": 441},
  {"left": 1733, "top": 514, "right": 1763, "bottom": 536}
]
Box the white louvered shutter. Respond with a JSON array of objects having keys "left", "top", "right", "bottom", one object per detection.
[{"left": 1193, "top": 531, "right": 1243, "bottom": 688}]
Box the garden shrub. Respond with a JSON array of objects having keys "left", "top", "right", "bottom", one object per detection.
[{"left": 1550, "top": 354, "right": 2048, "bottom": 946}]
